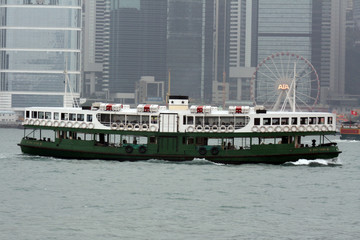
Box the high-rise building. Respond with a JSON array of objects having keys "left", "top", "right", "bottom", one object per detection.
[
  {"left": 312, "top": 0, "right": 347, "bottom": 104},
  {"left": 226, "top": 0, "right": 256, "bottom": 104},
  {"left": 108, "top": 0, "right": 167, "bottom": 104},
  {"left": 0, "top": 0, "right": 82, "bottom": 110},
  {"left": 167, "top": 0, "right": 214, "bottom": 103},
  {"left": 82, "top": 0, "right": 110, "bottom": 99}
]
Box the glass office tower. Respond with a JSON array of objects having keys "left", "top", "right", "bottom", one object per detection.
[{"left": 0, "top": 0, "right": 82, "bottom": 110}]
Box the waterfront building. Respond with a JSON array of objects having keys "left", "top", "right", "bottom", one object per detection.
[
  {"left": 0, "top": 0, "right": 82, "bottom": 110},
  {"left": 108, "top": 0, "right": 167, "bottom": 104},
  {"left": 167, "top": 0, "right": 214, "bottom": 103}
]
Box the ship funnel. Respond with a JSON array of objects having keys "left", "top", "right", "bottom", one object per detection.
[{"left": 168, "top": 96, "right": 189, "bottom": 110}]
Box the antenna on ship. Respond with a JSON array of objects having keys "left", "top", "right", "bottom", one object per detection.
[
  {"left": 63, "top": 59, "right": 79, "bottom": 108},
  {"left": 166, "top": 69, "right": 171, "bottom": 107},
  {"left": 280, "top": 62, "right": 297, "bottom": 112}
]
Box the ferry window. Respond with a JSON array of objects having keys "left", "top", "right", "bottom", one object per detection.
[
  {"left": 149, "top": 136, "right": 157, "bottom": 144},
  {"left": 69, "top": 113, "right": 76, "bottom": 121},
  {"left": 235, "top": 117, "right": 247, "bottom": 128},
  {"left": 187, "top": 137, "right": 194, "bottom": 145},
  {"left": 112, "top": 114, "right": 125, "bottom": 124},
  {"left": 38, "top": 112, "right": 44, "bottom": 119},
  {"left": 45, "top": 112, "right": 51, "bottom": 119},
  {"left": 309, "top": 117, "right": 316, "bottom": 124},
  {"left": 272, "top": 118, "right": 280, "bottom": 125},
  {"left": 254, "top": 118, "right": 260, "bottom": 125},
  {"left": 187, "top": 116, "right": 194, "bottom": 125},
  {"left": 141, "top": 116, "right": 149, "bottom": 124},
  {"left": 318, "top": 117, "right": 325, "bottom": 124},
  {"left": 281, "top": 118, "right": 289, "bottom": 125},
  {"left": 183, "top": 116, "right": 187, "bottom": 125},
  {"left": 77, "top": 114, "right": 84, "bottom": 121},
  {"left": 291, "top": 117, "right": 297, "bottom": 125},
  {"left": 151, "top": 116, "right": 158, "bottom": 124},
  {"left": 205, "top": 117, "right": 218, "bottom": 126},
  {"left": 127, "top": 115, "right": 140, "bottom": 124},
  {"left": 87, "top": 114, "right": 93, "bottom": 122},
  {"left": 220, "top": 117, "right": 233, "bottom": 126},
  {"left": 195, "top": 117, "right": 204, "bottom": 126},
  {"left": 300, "top": 117, "right": 308, "bottom": 125},
  {"left": 328, "top": 117, "right": 333, "bottom": 124},
  {"left": 61, "top": 113, "right": 68, "bottom": 120},
  {"left": 54, "top": 112, "right": 59, "bottom": 120},
  {"left": 26, "top": 111, "right": 30, "bottom": 118},
  {"left": 263, "top": 118, "right": 271, "bottom": 125}
]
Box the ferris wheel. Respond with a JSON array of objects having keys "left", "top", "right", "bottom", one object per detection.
[{"left": 250, "top": 52, "right": 320, "bottom": 111}]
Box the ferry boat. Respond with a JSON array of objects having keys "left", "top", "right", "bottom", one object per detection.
[
  {"left": 18, "top": 96, "right": 341, "bottom": 164},
  {"left": 340, "top": 121, "right": 360, "bottom": 140}
]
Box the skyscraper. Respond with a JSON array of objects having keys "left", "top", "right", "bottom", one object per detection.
[
  {"left": 167, "top": 0, "right": 214, "bottom": 103},
  {"left": 108, "top": 0, "right": 167, "bottom": 104},
  {"left": 0, "top": 0, "right": 82, "bottom": 110},
  {"left": 82, "top": 0, "right": 110, "bottom": 98}
]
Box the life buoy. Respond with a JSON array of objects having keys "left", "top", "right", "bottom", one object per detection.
[
  {"left": 298, "top": 126, "right": 305, "bottom": 132},
  {"left": 199, "top": 147, "right": 207, "bottom": 155},
  {"left": 67, "top": 122, "right": 73, "bottom": 128},
  {"left": 126, "top": 124, "right": 133, "bottom": 130},
  {"left": 187, "top": 126, "right": 194, "bottom": 132},
  {"left": 150, "top": 125, "right": 157, "bottom": 132},
  {"left": 142, "top": 124, "right": 148, "bottom": 130},
  {"left": 291, "top": 126, "right": 297, "bottom": 132},
  {"left": 260, "top": 126, "right": 267, "bottom": 133},
  {"left": 313, "top": 125, "right": 320, "bottom": 131},
  {"left": 267, "top": 126, "right": 274, "bottom": 132},
  {"left": 46, "top": 120, "right": 52, "bottom": 127},
  {"left": 125, "top": 145, "right": 133, "bottom": 153},
  {"left": 29, "top": 119, "right": 34, "bottom": 125},
  {"left": 283, "top": 126, "right": 290, "bottom": 132},
  {"left": 275, "top": 126, "right": 282, "bottom": 132},
  {"left": 34, "top": 120, "right": 40, "bottom": 126},
  {"left": 138, "top": 145, "right": 147, "bottom": 154},
  {"left": 59, "top": 121, "right": 66, "bottom": 127},
  {"left": 227, "top": 125, "right": 234, "bottom": 132},
  {"left": 321, "top": 125, "right": 327, "bottom": 131},
  {"left": 73, "top": 122, "right": 80, "bottom": 128},
  {"left": 40, "top": 120, "right": 46, "bottom": 126},
  {"left": 211, "top": 147, "right": 219, "bottom": 155},
  {"left": 53, "top": 121, "right": 59, "bottom": 127},
  {"left": 306, "top": 125, "right": 313, "bottom": 132},
  {"left": 88, "top": 123, "right": 94, "bottom": 129},
  {"left": 118, "top": 123, "right": 125, "bottom": 130},
  {"left": 196, "top": 125, "right": 203, "bottom": 132},
  {"left": 204, "top": 125, "right": 211, "bottom": 132},
  {"left": 133, "top": 124, "right": 140, "bottom": 131},
  {"left": 212, "top": 125, "right": 218, "bottom": 132},
  {"left": 327, "top": 125, "right": 333, "bottom": 131},
  {"left": 80, "top": 122, "right": 87, "bottom": 129},
  {"left": 252, "top": 126, "right": 259, "bottom": 132},
  {"left": 220, "top": 125, "right": 227, "bottom": 132},
  {"left": 111, "top": 123, "right": 118, "bottom": 130}
]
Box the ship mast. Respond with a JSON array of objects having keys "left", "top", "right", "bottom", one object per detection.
[{"left": 63, "top": 60, "right": 79, "bottom": 108}]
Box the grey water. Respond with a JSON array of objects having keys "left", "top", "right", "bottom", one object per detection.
[{"left": 0, "top": 128, "right": 359, "bottom": 240}]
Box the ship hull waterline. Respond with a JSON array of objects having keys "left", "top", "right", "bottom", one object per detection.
[{"left": 18, "top": 138, "right": 341, "bottom": 165}]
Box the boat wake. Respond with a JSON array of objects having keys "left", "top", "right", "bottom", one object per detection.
[
  {"left": 147, "top": 158, "right": 224, "bottom": 166},
  {"left": 284, "top": 158, "right": 342, "bottom": 167}
]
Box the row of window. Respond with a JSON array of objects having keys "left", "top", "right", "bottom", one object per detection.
[
  {"left": 254, "top": 116, "right": 333, "bottom": 126},
  {"left": 26, "top": 111, "right": 93, "bottom": 122}
]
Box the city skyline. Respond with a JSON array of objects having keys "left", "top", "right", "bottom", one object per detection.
[{"left": 0, "top": 0, "right": 359, "bottom": 113}]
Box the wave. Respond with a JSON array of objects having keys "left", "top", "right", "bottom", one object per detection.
[
  {"left": 283, "top": 158, "right": 342, "bottom": 167},
  {"left": 146, "top": 158, "right": 223, "bottom": 166}
]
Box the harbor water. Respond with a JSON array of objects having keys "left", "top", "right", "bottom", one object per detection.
[{"left": 0, "top": 128, "right": 359, "bottom": 239}]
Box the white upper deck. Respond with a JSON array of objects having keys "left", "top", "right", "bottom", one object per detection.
[{"left": 22, "top": 98, "right": 336, "bottom": 134}]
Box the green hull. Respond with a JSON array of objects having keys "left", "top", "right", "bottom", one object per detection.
[{"left": 19, "top": 135, "right": 341, "bottom": 165}]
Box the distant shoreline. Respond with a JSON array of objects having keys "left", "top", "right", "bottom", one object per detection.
[{"left": 0, "top": 123, "right": 23, "bottom": 129}]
